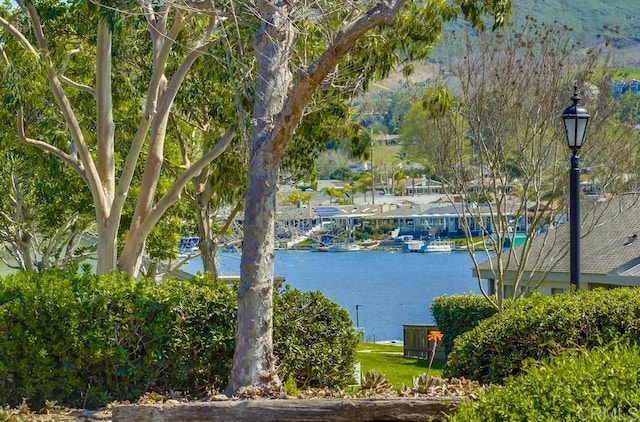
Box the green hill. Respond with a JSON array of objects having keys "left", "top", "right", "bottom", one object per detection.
[
  {"left": 430, "top": 0, "right": 640, "bottom": 66},
  {"left": 514, "top": 0, "right": 640, "bottom": 50}
]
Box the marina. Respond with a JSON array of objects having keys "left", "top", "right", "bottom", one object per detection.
[{"left": 185, "top": 250, "right": 484, "bottom": 342}]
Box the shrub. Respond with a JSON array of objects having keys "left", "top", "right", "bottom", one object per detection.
[
  {"left": 431, "top": 294, "right": 497, "bottom": 355},
  {"left": 0, "top": 269, "right": 237, "bottom": 408},
  {"left": 273, "top": 287, "right": 359, "bottom": 389},
  {"left": 444, "top": 288, "right": 640, "bottom": 384},
  {"left": 0, "top": 271, "right": 358, "bottom": 408},
  {"left": 450, "top": 342, "right": 640, "bottom": 421}
]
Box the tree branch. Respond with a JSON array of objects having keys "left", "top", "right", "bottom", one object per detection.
[
  {"left": 115, "top": 4, "right": 188, "bottom": 218},
  {"left": 128, "top": 12, "right": 220, "bottom": 235},
  {"left": 16, "top": 108, "right": 89, "bottom": 186},
  {"left": 96, "top": 22, "right": 115, "bottom": 203},
  {"left": 19, "top": 2, "right": 108, "bottom": 214},
  {"left": 141, "top": 128, "right": 235, "bottom": 237},
  {"left": 0, "top": 16, "right": 39, "bottom": 57},
  {"left": 0, "top": 44, "right": 10, "bottom": 66},
  {"left": 273, "top": 0, "right": 407, "bottom": 159},
  {"left": 58, "top": 47, "right": 94, "bottom": 95}
]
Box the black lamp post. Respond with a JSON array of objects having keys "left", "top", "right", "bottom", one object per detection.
[{"left": 561, "top": 84, "right": 590, "bottom": 290}]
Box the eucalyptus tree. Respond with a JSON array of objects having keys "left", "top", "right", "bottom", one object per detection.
[
  {"left": 2, "top": 0, "right": 512, "bottom": 394},
  {"left": 0, "top": 0, "right": 236, "bottom": 276},
  {"left": 229, "top": 0, "right": 511, "bottom": 394},
  {"left": 402, "top": 18, "right": 638, "bottom": 310},
  {"left": 0, "top": 145, "right": 95, "bottom": 271},
  {"left": 0, "top": 9, "right": 97, "bottom": 271},
  {"left": 162, "top": 41, "right": 249, "bottom": 276}
]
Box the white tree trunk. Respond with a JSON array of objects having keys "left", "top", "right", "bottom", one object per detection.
[{"left": 96, "top": 220, "right": 118, "bottom": 274}]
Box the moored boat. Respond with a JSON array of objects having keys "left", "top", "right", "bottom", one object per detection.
[
  {"left": 425, "top": 239, "right": 453, "bottom": 253},
  {"left": 402, "top": 239, "right": 426, "bottom": 253},
  {"left": 328, "top": 244, "right": 362, "bottom": 252},
  {"left": 178, "top": 236, "right": 200, "bottom": 254}
]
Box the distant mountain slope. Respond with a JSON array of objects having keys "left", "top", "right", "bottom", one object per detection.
[
  {"left": 440, "top": 0, "right": 640, "bottom": 64},
  {"left": 513, "top": 0, "right": 640, "bottom": 51},
  {"left": 374, "top": 0, "right": 640, "bottom": 91}
]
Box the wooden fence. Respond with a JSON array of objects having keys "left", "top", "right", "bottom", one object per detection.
[{"left": 403, "top": 324, "right": 446, "bottom": 363}]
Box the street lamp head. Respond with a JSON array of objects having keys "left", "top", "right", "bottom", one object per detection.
[{"left": 561, "top": 84, "right": 590, "bottom": 152}]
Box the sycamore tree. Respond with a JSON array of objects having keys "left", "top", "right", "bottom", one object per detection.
[
  {"left": 402, "top": 18, "right": 639, "bottom": 310},
  {"left": 228, "top": 0, "right": 511, "bottom": 394}
]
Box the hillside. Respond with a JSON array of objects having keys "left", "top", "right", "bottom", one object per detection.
[
  {"left": 372, "top": 0, "right": 640, "bottom": 91},
  {"left": 450, "top": 0, "right": 640, "bottom": 66},
  {"left": 511, "top": 0, "right": 640, "bottom": 66}
]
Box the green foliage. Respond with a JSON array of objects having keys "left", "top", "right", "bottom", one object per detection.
[
  {"left": 352, "top": 223, "right": 394, "bottom": 241},
  {"left": 283, "top": 376, "right": 299, "bottom": 396},
  {"left": 280, "top": 190, "right": 313, "bottom": 206},
  {"left": 612, "top": 68, "right": 640, "bottom": 80},
  {"left": 431, "top": 294, "right": 498, "bottom": 355},
  {"left": 444, "top": 288, "right": 640, "bottom": 384},
  {"left": 450, "top": 342, "right": 640, "bottom": 421},
  {"left": 273, "top": 287, "right": 359, "bottom": 389},
  {"left": 0, "top": 270, "right": 237, "bottom": 408},
  {"left": 0, "top": 272, "right": 359, "bottom": 408},
  {"left": 329, "top": 167, "right": 356, "bottom": 181},
  {"left": 422, "top": 85, "right": 455, "bottom": 119}
]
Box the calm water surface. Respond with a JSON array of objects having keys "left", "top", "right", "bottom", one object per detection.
[{"left": 186, "top": 250, "right": 482, "bottom": 342}]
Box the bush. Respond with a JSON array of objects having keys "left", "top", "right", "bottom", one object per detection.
[
  {"left": 0, "top": 270, "right": 357, "bottom": 408},
  {"left": 431, "top": 294, "right": 497, "bottom": 355},
  {"left": 450, "top": 342, "right": 640, "bottom": 421},
  {"left": 0, "top": 269, "right": 237, "bottom": 408},
  {"left": 444, "top": 288, "right": 640, "bottom": 384},
  {"left": 274, "top": 287, "right": 359, "bottom": 389}
]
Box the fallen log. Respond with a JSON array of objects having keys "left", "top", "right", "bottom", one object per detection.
[{"left": 112, "top": 397, "right": 463, "bottom": 422}]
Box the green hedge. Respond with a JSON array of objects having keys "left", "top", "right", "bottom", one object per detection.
[
  {"left": 0, "top": 269, "right": 237, "bottom": 408},
  {"left": 431, "top": 294, "right": 497, "bottom": 355},
  {"left": 0, "top": 270, "right": 358, "bottom": 408},
  {"left": 444, "top": 288, "right": 640, "bottom": 384},
  {"left": 450, "top": 342, "right": 640, "bottom": 421},
  {"left": 274, "top": 288, "right": 358, "bottom": 388}
]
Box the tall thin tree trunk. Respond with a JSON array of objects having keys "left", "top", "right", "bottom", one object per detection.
[
  {"left": 227, "top": 0, "right": 293, "bottom": 394},
  {"left": 228, "top": 149, "right": 281, "bottom": 394},
  {"left": 195, "top": 181, "right": 218, "bottom": 277}
]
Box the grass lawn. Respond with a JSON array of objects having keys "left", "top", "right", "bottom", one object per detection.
[{"left": 356, "top": 342, "right": 443, "bottom": 389}]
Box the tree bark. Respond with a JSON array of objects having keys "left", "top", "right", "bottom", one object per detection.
[
  {"left": 193, "top": 169, "right": 218, "bottom": 276},
  {"left": 227, "top": 0, "right": 295, "bottom": 394},
  {"left": 229, "top": 149, "right": 281, "bottom": 393},
  {"left": 229, "top": 0, "right": 408, "bottom": 395}
]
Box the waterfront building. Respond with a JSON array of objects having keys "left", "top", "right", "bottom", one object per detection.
[{"left": 475, "top": 194, "right": 640, "bottom": 295}]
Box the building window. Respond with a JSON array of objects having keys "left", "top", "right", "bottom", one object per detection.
[{"left": 551, "top": 288, "right": 568, "bottom": 295}]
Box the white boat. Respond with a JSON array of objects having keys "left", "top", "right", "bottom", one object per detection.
[
  {"left": 425, "top": 239, "right": 453, "bottom": 253},
  {"left": 403, "top": 240, "right": 425, "bottom": 253},
  {"left": 178, "top": 236, "right": 200, "bottom": 254},
  {"left": 328, "top": 244, "right": 362, "bottom": 252}
]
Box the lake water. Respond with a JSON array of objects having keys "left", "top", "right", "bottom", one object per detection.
[{"left": 185, "top": 250, "right": 482, "bottom": 342}]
